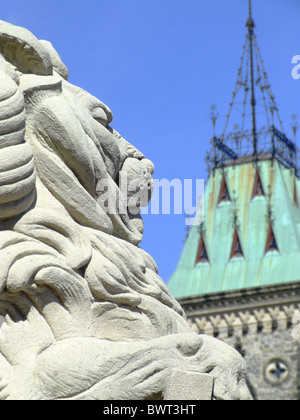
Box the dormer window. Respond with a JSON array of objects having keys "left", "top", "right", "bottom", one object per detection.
[
  {"left": 195, "top": 237, "right": 209, "bottom": 265},
  {"left": 218, "top": 175, "right": 231, "bottom": 204},
  {"left": 252, "top": 170, "right": 265, "bottom": 198},
  {"left": 265, "top": 225, "right": 278, "bottom": 254},
  {"left": 230, "top": 230, "right": 244, "bottom": 259}
]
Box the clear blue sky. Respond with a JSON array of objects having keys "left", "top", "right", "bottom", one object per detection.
[{"left": 2, "top": 0, "right": 299, "bottom": 282}]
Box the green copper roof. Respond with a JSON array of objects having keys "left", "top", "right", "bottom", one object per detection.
[{"left": 168, "top": 157, "right": 300, "bottom": 299}]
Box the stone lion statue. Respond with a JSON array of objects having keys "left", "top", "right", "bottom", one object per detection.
[{"left": 0, "top": 21, "right": 251, "bottom": 400}]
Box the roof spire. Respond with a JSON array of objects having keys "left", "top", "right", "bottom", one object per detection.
[
  {"left": 206, "top": 0, "right": 299, "bottom": 177},
  {"left": 248, "top": 0, "right": 252, "bottom": 21},
  {"left": 246, "top": 0, "right": 257, "bottom": 155},
  {"left": 246, "top": 0, "right": 255, "bottom": 29}
]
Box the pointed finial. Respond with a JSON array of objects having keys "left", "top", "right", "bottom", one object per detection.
[
  {"left": 246, "top": 0, "right": 255, "bottom": 30},
  {"left": 291, "top": 114, "right": 299, "bottom": 142},
  {"left": 209, "top": 104, "right": 219, "bottom": 137}
]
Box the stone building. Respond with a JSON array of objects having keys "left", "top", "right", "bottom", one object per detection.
[{"left": 168, "top": 1, "right": 300, "bottom": 400}]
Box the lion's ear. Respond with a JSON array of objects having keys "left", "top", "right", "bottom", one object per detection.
[{"left": 0, "top": 21, "right": 53, "bottom": 76}]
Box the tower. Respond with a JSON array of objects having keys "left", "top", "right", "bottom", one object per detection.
[{"left": 168, "top": 0, "right": 300, "bottom": 400}]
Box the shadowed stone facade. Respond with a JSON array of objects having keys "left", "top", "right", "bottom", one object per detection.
[{"left": 179, "top": 283, "right": 300, "bottom": 400}]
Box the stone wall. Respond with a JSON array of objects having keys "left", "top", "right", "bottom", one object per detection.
[{"left": 180, "top": 282, "right": 300, "bottom": 400}]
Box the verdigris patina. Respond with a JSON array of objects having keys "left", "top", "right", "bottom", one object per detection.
[{"left": 0, "top": 21, "right": 251, "bottom": 400}]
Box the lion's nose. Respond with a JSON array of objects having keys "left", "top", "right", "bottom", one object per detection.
[{"left": 142, "top": 159, "right": 155, "bottom": 176}]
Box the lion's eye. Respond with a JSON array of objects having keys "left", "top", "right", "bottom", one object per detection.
[{"left": 91, "top": 107, "right": 108, "bottom": 126}]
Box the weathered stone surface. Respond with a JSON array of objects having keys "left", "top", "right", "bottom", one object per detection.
[
  {"left": 164, "top": 370, "right": 214, "bottom": 400},
  {"left": 0, "top": 20, "right": 251, "bottom": 400}
]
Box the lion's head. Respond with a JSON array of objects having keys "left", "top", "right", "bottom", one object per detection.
[{"left": 0, "top": 20, "right": 155, "bottom": 246}]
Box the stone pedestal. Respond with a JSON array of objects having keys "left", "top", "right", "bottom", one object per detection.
[{"left": 165, "top": 370, "right": 214, "bottom": 400}]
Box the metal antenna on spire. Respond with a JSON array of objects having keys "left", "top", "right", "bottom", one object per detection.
[
  {"left": 248, "top": 0, "right": 252, "bottom": 19},
  {"left": 246, "top": 0, "right": 257, "bottom": 155}
]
